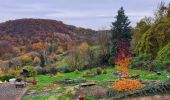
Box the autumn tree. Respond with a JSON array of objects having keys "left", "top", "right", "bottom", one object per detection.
[
  {"left": 32, "top": 42, "right": 44, "bottom": 51},
  {"left": 21, "top": 54, "right": 32, "bottom": 64},
  {"left": 33, "top": 56, "right": 41, "bottom": 64},
  {"left": 8, "top": 68, "right": 15, "bottom": 75},
  {"left": 0, "top": 68, "right": 3, "bottom": 77}
]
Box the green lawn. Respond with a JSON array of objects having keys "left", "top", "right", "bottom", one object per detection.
[
  {"left": 23, "top": 67, "right": 170, "bottom": 100},
  {"left": 36, "top": 68, "right": 170, "bottom": 84}
]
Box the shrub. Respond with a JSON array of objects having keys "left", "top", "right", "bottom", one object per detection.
[
  {"left": 7, "top": 68, "right": 15, "bottom": 76},
  {"left": 83, "top": 70, "right": 93, "bottom": 77},
  {"left": 36, "top": 67, "right": 47, "bottom": 75},
  {"left": 108, "top": 56, "right": 115, "bottom": 65},
  {"left": 64, "top": 88, "right": 76, "bottom": 97},
  {"left": 58, "top": 67, "right": 71, "bottom": 73},
  {"left": 49, "top": 67, "right": 57, "bottom": 75},
  {"left": 96, "top": 68, "right": 102, "bottom": 75},
  {"left": 112, "top": 79, "right": 144, "bottom": 92},
  {"left": 74, "top": 69, "right": 80, "bottom": 74},
  {"left": 130, "top": 54, "right": 150, "bottom": 70},
  {"left": 55, "top": 72, "right": 64, "bottom": 77},
  {"left": 102, "top": 69, "right": 107, "bottom": 74},
  {"left": 0, "top": 74, "right": 15, "bottom": 82},
  {"left": 23, "top": 66, "right": 37, "bottom": 77}
]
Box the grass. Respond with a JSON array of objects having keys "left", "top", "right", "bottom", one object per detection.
[
  {"left": 23, "top": 95, "right": 71, "bottom": 100},
  {"left": 23, "top": 67, "right": 170, "bottom": 100}
]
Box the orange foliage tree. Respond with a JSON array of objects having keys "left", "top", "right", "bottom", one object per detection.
[
  {"left": 32, "top": 42, "right": 43, "bottom": 50},
  {"left": 33, "top": 56, "right": 40, "bottom": 64},
  {"left": 113, "top": 41, "right": 144, "bottom": 92},
  {"left": 0, "top": 68, "right": 4, "bottom": 77},
  {"left": 114, "top": 41, "right": 131, "bottom": 75}
]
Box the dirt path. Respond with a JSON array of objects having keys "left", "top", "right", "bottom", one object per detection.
[{"left": 0, "top": 83, "right": 28, "bottom": 100}]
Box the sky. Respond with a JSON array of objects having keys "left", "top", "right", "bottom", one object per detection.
[{"left": 0, "top": 0, "right": 169, "bottom": 30}]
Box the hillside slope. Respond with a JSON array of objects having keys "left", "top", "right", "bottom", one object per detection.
[{"left": 0, "top": 19, "right": 97, "bottom": 60}]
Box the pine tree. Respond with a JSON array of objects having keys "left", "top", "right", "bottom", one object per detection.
[{"left": 111, "top": 7, "right": 132, "bottom": 57}]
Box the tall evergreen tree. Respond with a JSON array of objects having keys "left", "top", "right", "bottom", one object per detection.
[{"left": 111, "top": 7, "right": 132, "bottom": 57}]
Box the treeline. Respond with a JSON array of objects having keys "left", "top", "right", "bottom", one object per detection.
[
  {"left": 0, "top": 19, "right": 97, "bottom": 60},
  {"left": 131, "top": 2, "right": 170, "bottom": 71}
]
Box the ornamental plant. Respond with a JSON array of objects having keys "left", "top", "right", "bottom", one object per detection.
[
  {"left": 114, "top": 41, "right": 132, "bottom": 75},
  {"left": 113, "top": 79, "right": 144, "bottom": 92}
]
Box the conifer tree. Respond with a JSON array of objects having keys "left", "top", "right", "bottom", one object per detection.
[{"left": 111, "top": 7, "right": 132, "bottom": 57}]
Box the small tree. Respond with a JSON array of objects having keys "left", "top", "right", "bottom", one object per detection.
[
  {"left": 0, "top": 68, "right": 3, "bottom": 77},
  {"left": 21, "top": 54, "right": 32, "bottom": 64},
  {"left": 8, "top": 68, "right": 15, "bottom": 76},
  {"left": 40, "top": 54, "right": 45, "bottom": 67},
  {"left": 33, "top": 56, "right": 40, "bottom": 64},
  {"left": 23, "top": 66, "right": 37, "bottom": 77}
]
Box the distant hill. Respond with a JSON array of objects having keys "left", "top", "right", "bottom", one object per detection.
[{"left": 0, "top": 18, "right": 97, "bottom": 60}]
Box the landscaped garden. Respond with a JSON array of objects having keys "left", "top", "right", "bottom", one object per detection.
[
  {"left": 21, "top": 67, "right": 170, "bottom": 100},
  {"left": 0, "top": 1, "right": 170, "bottom": 100}
]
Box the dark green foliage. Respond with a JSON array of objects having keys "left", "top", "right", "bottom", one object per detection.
[
  {"left": 58, "top": 67, "right": 71, "bottom": 73},
  {"left": 0, "top": 74, "right": 15, "bottom": 81},
  {"left": 40, "top": 54, "right": 45, "bottom": 67},
  {"left": 8, "top": 61, "right": 13, "bottom": 68},
  {"left": 96, "top": 68, "right": 102, "bottom": 75},
  {"left": 130, "top": 54, "right": 152, "bottom": 70},
  {"left": 153, "top": 60, "right": 170, "bottom": 70},
  {"left": 111, "top": 7, "right": 132, "bottom": 57},
  {"left": 23, "top": 66, "right": 37, "bottom": 77},
  {"left": 108, "top": 56, "right": 115, "bottom": 65},
  {"left": 49, "top": 67, "right": 58, "bottom": 75}
]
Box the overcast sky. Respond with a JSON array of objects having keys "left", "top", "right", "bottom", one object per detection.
[{"left": 0, "top": 0, "right": 169, "bottom": 30}]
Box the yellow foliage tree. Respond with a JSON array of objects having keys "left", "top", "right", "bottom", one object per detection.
[
  {"left": 21, "top": 54, "right": 32, "bottom": 64},
  {"left": 8, "top": 68, "right": 15, "bottom": 75},
  {"left": 79, "top": 42, "right": 89, "bottom": 51}
]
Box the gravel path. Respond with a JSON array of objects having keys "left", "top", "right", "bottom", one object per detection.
[{"left": 0, "top": 83, "right": 28, "bottom": 100}]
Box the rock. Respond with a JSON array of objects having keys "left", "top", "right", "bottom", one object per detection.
[{"left": 80, "top": 82, "right": 96, "bottom": 88}]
